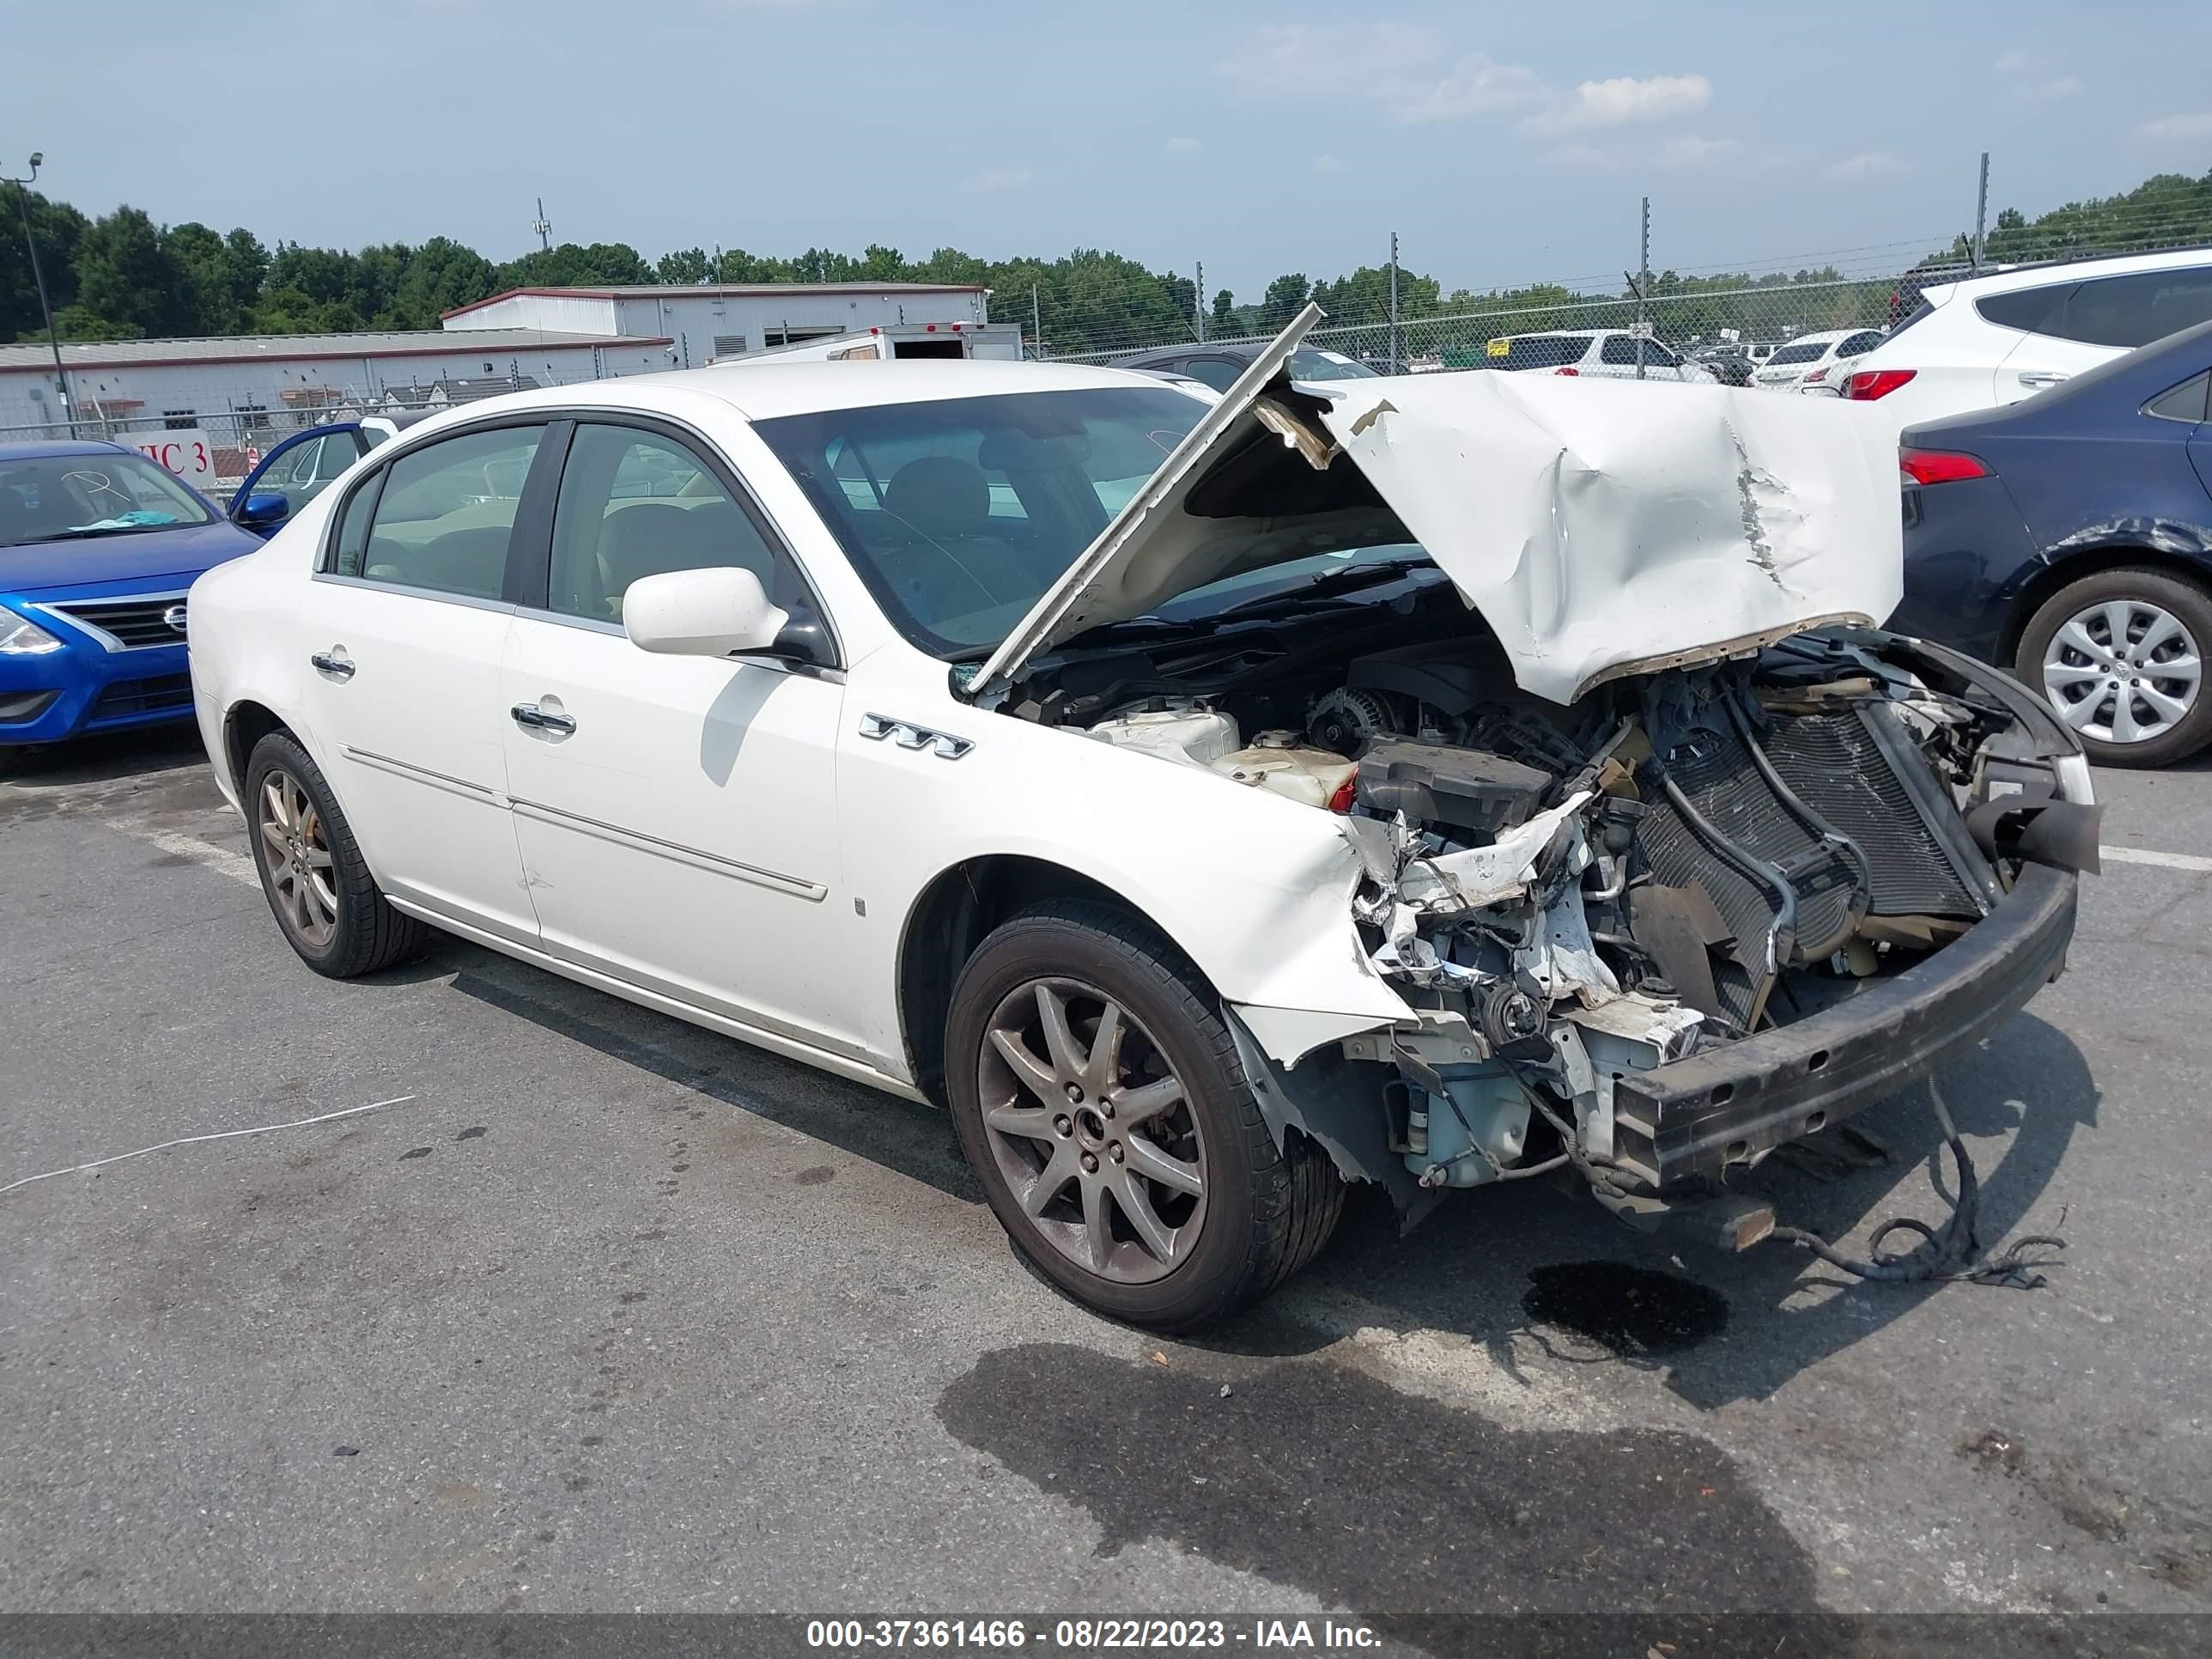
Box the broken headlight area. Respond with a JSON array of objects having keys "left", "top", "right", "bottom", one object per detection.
[
  {"left": 1330, "top": 629, "right": 2095, "bottom": 1207},
  {"left": 1067, "top": 621, "right": 2096, "bottom": 1224}
]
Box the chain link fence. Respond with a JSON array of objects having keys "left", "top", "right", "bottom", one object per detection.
[{"left": 1028, "top": 171, "right": 2212, "bottom": 380}]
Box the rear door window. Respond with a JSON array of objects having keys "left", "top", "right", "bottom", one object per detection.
[
  {"left": 344, "top": 424, "right": 547, "bottom": 599},
  {"left": 1838, "top": 331, "right": 1887, "bottom": 356},
  {"left": 2054, "top": 269, "right": 2212, "bottom": 349}
]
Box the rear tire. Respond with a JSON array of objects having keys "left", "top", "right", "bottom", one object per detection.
[
  {"left": 244, "top": 730, "right": 430, "bottom": 977},
  {"left": 945, "top": 901, "right": 1344, "bottom": 1333},
  {"left": 2015, "top": 568, "right": 2212, "bottom": 768}
]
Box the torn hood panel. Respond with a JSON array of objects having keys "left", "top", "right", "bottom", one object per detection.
[
  {"left": 969, "top": 307, "right": 1905, "bottom": 707},
  {"left": 1313, "top": 370, "right": 1905, "bottom": 703}
]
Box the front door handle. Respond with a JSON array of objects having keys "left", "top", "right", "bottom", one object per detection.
[
  {"left": 2017, "top": 370, "right": 2069, "bottom": 388},
  {"left": 310, "top": 650, "right": 355, "bottom": 680},
  {"left": 510, "top": 702, "right": 577, "bottom": 735}
]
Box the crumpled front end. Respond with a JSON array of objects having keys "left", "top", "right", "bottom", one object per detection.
[{"left": 1285, "top": 629, "right": 2094, "bottom": 1224}]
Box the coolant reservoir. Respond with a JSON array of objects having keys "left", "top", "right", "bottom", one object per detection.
[
  {"left": 1085, "top": 703, "right": 1241, "bottom": 769},
  {"left": 1210, "top": 732, "right": 1359, "bottom": 809}
]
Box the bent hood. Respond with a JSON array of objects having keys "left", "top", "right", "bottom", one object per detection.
[{"left": 969, "top": 306, "right": 1905, "bottom": 707}]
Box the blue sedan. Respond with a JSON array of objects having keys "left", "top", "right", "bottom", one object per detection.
[
  {"left": 1891, "top": 317, "right": 2212, "bottom": 767},
  {"left": 0, "top": 441, "right": 261, "bottom": 746}
]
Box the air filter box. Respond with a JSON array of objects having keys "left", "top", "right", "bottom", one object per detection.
[{"left": 1354, "top": 740, "right": 1553, "bottom": 839}]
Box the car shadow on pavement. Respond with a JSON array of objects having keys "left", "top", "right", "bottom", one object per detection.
[
  {"left": 0, "top": 724, "right": 206, "bottom": 788},
  {"left": 441, "top": 950, "right": 983, "bottom": 1206},
  {"left": 1210, "top": 1012, "right": 2099, "bottom": 1411},
  {"left": 436, "top": 923, "right": 2095, "bottom": 1411}
]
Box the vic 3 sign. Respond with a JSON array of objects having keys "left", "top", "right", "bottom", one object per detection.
[{"left": 117, "top": 429, "right": 219, "bottom": 490}]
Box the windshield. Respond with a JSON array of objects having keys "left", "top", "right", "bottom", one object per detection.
[
  {"left": 1767, "top": 340, "right": 1832, "bottom": 366},
  {"left": 1288, "top": 348, "right": 1378, "bottom": 380},
  {"left": 755, "top": 386, "right": 1209, "bottom": 658},
  {"left": 0, "top": 452, "right": 214, "bottom": 545}
]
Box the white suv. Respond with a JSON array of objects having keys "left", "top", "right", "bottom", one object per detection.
[
  {"left": 1478, "top": 329, "right": 1716, "bottom": 383},
  {"left": 1840, "top": 246, "right": 2212, "bottom": 425}
]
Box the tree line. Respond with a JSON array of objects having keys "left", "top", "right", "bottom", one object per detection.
[{"left": 3, "top": 168, "right": 2206, "bottom": 358}]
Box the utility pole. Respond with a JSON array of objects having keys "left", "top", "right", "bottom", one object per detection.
[
  {"left": 1388, "top": 231, "right": 1401, "bottom": 371},
  {"left": 1194, "top": 260, "right": 1205, "bottom": 343},
  {"left": 3, "top": 153, "right": 71, "bottom": 434},
  {"left": 532, "top": 197, "right": 552, "bottom": 252},
  {"left": 1636, "top": 196, "right": 1651, "bottom": 381},
  {"left": 1031, "top": 284, "right": 1042, "bottom": 361},
  {"left": 1971, "top": 152, "right": 1990, "bottom": 271}
]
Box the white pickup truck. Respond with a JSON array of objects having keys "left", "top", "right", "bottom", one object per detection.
[{"left": 711, "top": 322, "right": 1026, "bottom": 365}]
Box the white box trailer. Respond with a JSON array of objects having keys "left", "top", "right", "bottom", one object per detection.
[{"left": 708, "top": 321, "right": 1024, "bottom": 365}]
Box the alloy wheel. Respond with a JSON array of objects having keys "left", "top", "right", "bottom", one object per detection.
[
  {"left": 2041, "top": 598, "right": 2203, "bottom": 746},
  {"left": 258, "top": 768, "right": 339, "bottom": 949},
  {"left": 977, "top": 978, "right": 1207, "bottom": 1285}
]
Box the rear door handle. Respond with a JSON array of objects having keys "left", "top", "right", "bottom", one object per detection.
[
  {"left": 2017, "top": 370, "right": 2069, "bottom": 388},
  {"left": 510, "top": 702, "right": 577, "bottom": 735},
  {"left": 310, "top": 651, "right": 355, "bottom": 680}
]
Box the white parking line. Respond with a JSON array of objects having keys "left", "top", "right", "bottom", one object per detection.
[
  {"left": 2101, "top": 845, "right": 2212, "bottom": 874},
  {"left": 136, "top": 826, "right": 263, "bottom": 888},
  {"left": 2, "top": 1095, "right": 416, "bottom": 1197}
]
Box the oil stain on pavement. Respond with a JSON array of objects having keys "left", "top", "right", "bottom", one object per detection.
[
  {"left": 1521, "top": 1261, "right": 1729, "bottom": 1358},
  {"left": 939, "top": 1342, "right": 1816, "bottom": 1638}
]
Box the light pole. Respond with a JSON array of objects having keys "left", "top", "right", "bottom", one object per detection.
[{"left": 3, "top": 153, "right": 73, "bottom": 434}]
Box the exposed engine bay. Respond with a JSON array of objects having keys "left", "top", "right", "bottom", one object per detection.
[{"left": 1014, "top": 600, "right": 2099, "bottom": 1221}]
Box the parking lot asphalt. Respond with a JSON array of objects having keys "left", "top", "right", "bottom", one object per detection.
[{"left": 3, "top": 726, "right": 2211, "bottom": 1632}]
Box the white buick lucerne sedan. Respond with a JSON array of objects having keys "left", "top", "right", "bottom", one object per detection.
[{"left": 189, "top": 309, "right": 2097, "bottom": 1330}]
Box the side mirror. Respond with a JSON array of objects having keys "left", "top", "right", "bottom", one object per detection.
[
  {"left": 623, "top": 566, "right": 791, "bottom": 659},
  {"left": 238, "top": 492, "right": 289, "bottom": 526}
]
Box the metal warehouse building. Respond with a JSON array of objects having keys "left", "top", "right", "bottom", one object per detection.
[
  {"left": 0, "top": 327, "right": 674, "bottom": 461},
  {"left": 439, "top": 282, "right": 992, "bottom": 367}
]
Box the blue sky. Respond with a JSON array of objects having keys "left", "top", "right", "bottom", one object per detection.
[{"left": 12, "top": 0, "right": 2212, "bottom": 300}]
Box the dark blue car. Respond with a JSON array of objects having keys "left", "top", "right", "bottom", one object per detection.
[
  {"left": 1892, "top": 317, "right": 2212, "bottom": 767},
  {"left": 0, "top": 441, "right": 261, "bottom": 747}
]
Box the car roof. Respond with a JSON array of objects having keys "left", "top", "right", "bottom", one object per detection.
[
  {"left": 1925, "top": 244, "right": 2212, "bottom": 306},
  {"left": 1113, "top": 344, "right": 1249, "bottom": 368},
  {"left": 0, "top": 439, "right": 131, "bottom": 462},
  {"left": 400, "top": 358, "right": 1166, "bottom": 431}
]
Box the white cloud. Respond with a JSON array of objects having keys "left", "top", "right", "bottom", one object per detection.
[
  {"left": 1994, "top": 50, "right": 2083, "bottom": 102},
  {"left": 1825, "top": 149, "right": 1910, "bottom": 183},
  {"left": 1165, "top": 135, "right": 1202, "bottom": 154},
  {"left": 1395, "top": 52, "right": 1549, "bottom": 123},
  {"left": 2134, "top": 111, "right": 2212, "bottom": 143},
  {"left": 965, "top": 167, "right": 1036, "bottom": 192},
  {"left": 1222, "top": 24, "right": 1544, "bottom": 125},
  {"left": 1520, "top": 73, "right": 1711, "bottom": 137},
  {"left": 1312, "top": 154, "right": 1350, "bottom": 175}
]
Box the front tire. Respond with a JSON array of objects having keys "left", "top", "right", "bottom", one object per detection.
[
  {"left": 945, "top": 901, "right": 1344, "bottom": 1332},
  {"left": 2016, "top": 568, "right": 2212, "bottom": 768},
  {"left": 244, "top": 731, "right": 429, "bottom": 977}
]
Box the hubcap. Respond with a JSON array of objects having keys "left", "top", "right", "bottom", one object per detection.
[
  {"left": 978, "top": 978, "right": 1206, "bottom": 1285},
  {"left": 2042, "top": 599, "right": 2202, "bottom": 745},
  {"left": 257, "top": 768, "right": 339, "bottom": 949}
]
